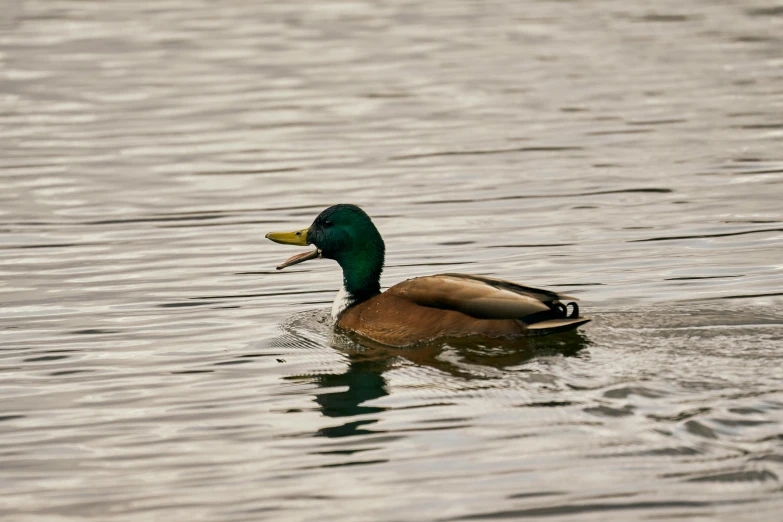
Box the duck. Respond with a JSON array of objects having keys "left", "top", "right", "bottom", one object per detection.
[{"left": 266, "top": 204, "right": 589, "bottom": 347}]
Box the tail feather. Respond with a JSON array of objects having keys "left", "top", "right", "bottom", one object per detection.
[{"left": 527, "top": 316, "right": 591, "bottom": 335}]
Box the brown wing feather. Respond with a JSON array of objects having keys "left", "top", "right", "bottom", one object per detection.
[
  {"left": 438, "top": 273, "right": 576, "bottom": 302},
  {"left": 386, "top": 274, "right": 564, "bottom": 320}
]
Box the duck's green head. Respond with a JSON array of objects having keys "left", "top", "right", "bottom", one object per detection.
[{"left": 266, "top": 204, "right": 385, "bottom": 297}]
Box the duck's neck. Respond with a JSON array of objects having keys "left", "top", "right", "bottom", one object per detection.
[
  {"left": 332, "top": 241, "right": 384, "bottom": 318},
  {"left": 342, "top": 258, "right": 382, "bottom": 299}
]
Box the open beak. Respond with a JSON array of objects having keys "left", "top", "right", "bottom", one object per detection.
[{"left": 265, "top": 227, "right": 321, "bottom": 270}]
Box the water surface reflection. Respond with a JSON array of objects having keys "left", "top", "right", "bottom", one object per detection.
[
  {"left": 2, "top": 0, "right": 783, "bottom": 519},
  {"left": 288, "top": 329, "right": 590, "bottom": 439}
]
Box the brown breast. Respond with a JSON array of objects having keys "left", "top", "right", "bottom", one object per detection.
[{"left": 337, "top": 292, "right": 528, "bottom": 347}]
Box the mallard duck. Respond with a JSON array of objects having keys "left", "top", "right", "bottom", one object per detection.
[{"left": 266, "top": 204, "right": 589, "bottom": 347}]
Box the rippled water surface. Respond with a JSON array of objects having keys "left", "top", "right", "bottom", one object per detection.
[{"left": 2, "top": 0, "right": 783, "bottom": 520}]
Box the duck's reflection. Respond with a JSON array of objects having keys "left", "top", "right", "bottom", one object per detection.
[
  {"left": 296, "top": 331, "right": 589, "bottom": 439},
  {"left": 309, "top": 356, "right": 388, "bottom": 438}
]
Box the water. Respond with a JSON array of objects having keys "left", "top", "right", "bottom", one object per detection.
[{"left": 2, "top": 0, "right": 783, "bottom": 520}]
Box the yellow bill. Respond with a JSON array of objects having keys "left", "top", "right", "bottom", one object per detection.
[
  {"left": 265, "top": 227, "right": 321, "bottom": 270},
  {"left": 265, "top": 228, "right": 310, "bottom": 246}
]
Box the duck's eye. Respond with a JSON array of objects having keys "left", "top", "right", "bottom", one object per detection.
[{"left": 323, "top": 220, "right": 333, "bottom": 228}]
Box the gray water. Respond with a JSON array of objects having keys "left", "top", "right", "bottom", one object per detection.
[{"left": 2, "top": 0, "right": 783, "bottom": 520}]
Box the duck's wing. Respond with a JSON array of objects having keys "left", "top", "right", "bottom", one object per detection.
[
  {"left": 387, "top": 273, "right": 575, "bottom": 321},
  {"left": 439, "top": 273, "right": 576, "bottom": 302}
]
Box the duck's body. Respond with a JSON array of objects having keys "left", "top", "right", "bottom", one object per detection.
[
  {"left": 337, "top": 273, "right": 589, "bottom": 347},
  {"left": 266, "top": 205, "right": 589, "bottom": 348}
]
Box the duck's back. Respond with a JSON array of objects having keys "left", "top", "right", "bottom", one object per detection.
[{"left": 337, "top": 273, "right": 589, "bottom": 347}]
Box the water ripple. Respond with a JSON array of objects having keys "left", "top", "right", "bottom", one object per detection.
[{"left": 2, "top": 0, "right": 783, "bottom": 520}]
